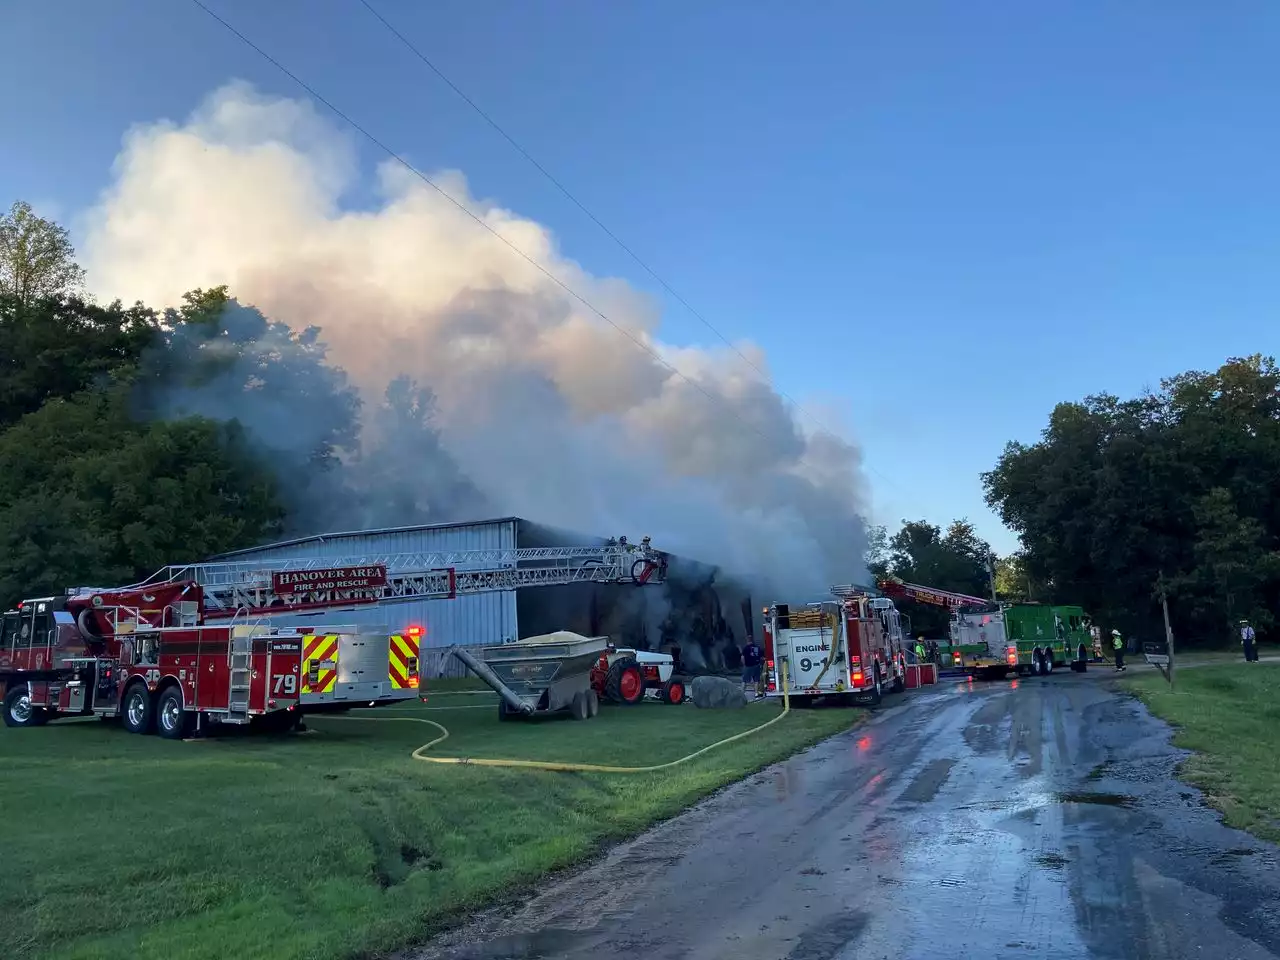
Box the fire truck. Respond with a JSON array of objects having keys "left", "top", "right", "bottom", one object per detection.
[
  {"left": 875, "top": 577, "right": 1091, "bottom": 679},
  {"left": 0, "top": 537, "right": 666, "bottom": 737},
  {"left": 760, "top": 587, "right": 908, "bottom": 705}
]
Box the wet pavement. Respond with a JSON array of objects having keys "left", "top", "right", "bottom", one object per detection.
[{"left": 409, "top": 672, "right": 1280, "bottom": 960}]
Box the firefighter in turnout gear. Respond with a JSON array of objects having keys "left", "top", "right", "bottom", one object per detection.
[{"left": 1112, "top": 629, "right": 1126, "bottom": 671}]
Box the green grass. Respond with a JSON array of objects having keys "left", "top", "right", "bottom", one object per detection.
[
  {"left": 0, "top": 697, "right": 858, "bottom": 960},
  {"left": 1124, "top": 663, "right": 1280, "bottom": 843}
]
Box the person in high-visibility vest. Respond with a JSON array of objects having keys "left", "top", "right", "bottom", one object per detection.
[
  {"left": 914, "top": 638, "right": 927, "bottom": 664},
  {"left": 1111, "top": 629, "right": 1126, "bottom": 671}
]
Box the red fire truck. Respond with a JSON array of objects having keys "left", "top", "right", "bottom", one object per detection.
[
  {"left": 760, "top": 587, "right": 908, "bottom": 705},
  {"left": 1, "top": 536, "right": 666, "bottom": 738}
]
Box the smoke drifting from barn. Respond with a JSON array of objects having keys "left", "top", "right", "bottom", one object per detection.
[{"left": 82, "top": 81, "right": 871, "bottom": 612}]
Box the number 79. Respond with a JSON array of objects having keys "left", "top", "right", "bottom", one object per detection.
[{"left": 273, "top": 673, "right": 298, "bottom": 695}]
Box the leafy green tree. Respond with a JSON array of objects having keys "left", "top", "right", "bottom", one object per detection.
[
  {"left": 878, "top": 518, "right": 994, "bottom": 634},
  {"left": 0, "top": 385, "right": 284, "bottom": 605},
  {"left": 0, "top": 293, "right": 158, "bottom": 429},
  {"left": 984, "top": 354, "right": 1280, "bottom": 646},
  {"left": 0, "top": 201, "right": 86, "bottom": 304}
]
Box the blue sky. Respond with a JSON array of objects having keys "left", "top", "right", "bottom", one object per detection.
[{"left": 4, "top": 0, "right": 1279, "bottom": 554}]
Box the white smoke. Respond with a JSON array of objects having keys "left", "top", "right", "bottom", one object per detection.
[{"left": 82, "top": 81, "right": 870, "bottom": 597}]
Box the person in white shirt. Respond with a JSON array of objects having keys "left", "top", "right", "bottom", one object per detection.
[{"left": 1240, "top": 620, "right": 1258, "bottom": 663}]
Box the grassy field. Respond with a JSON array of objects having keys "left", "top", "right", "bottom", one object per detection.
[
  {"left": 0, "top": 695, "right": 859, "bottom": 960},
  {"left": 1125, "top": 663, "right": 1280, "bottom": 843}
]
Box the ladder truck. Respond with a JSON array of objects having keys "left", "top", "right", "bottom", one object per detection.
[
  {"left": 875, "top": 578, "right": 1092, "bottom": 678},
  {"left": 874, "top": 577, "right": 1010, "bottom": 679},
  {"left": 760, "top": 587, "right": 908, "bottom": 706},
  {"left": 0, "top": 537, "right": 666, "bottom": 737}
]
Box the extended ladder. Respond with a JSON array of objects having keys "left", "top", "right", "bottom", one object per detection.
[{"left": 80, "top": 539, "right": 667, "bottom": 618}]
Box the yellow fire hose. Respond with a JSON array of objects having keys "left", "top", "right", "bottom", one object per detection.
[{"left": 318, "top": 663, "right": 790, "bottom": 774}]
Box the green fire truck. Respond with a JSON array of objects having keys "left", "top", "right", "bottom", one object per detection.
[{"left": 876, "top": 578, "right": 1092, "bottom": 681}]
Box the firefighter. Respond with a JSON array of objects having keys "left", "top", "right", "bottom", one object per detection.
[
  {"left": 1111, "top": 629, "right": 1125, "bottom": 671},
  {"left": 914, "top": 637, "right": 927, "bottom": 664},
  {"left": 741, "top": 636, "right": 763, "bottom": 697},
  {"left": 1240, "top": 620, "right": 1258, "bottom": 663}
]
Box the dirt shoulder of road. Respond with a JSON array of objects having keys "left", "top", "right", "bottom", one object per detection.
[{"left": 1123, "top": 663, "right": 1280, "bottom": 843}]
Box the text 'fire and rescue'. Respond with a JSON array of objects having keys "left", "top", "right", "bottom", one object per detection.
[{"left": 271, "top": 566, "right": 389, "bottom": 594}]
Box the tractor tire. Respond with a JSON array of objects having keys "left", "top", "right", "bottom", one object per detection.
[
  {"left": 660, "top": 678, "right": 686, "bottom": 705},
  {"left": 122, "top": 683, "right": 155, "bottom": 735},
  {"left": 605, "top": 657, "right": 645, "bottom": 706},
  {"left": 586, "top": 689, "right": 600, "bottom": 717},
  {"left": 156, "top": 687, "right": 193, "bottom": 740},
  {"left": 3, "top": 684, "right": 39, "bottom": 728},
  {"left": 569, "top": 691, "right": 590, "bottom": 720}
]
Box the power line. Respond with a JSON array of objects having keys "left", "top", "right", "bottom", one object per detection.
[
  {"left": 187, "top": 0, "right": 840, "bottom": 475},
  {"left": 356, "top": 0, "right": 876, "bottom": 464}
]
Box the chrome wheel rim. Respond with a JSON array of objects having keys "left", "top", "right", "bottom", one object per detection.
[
  {"left": 10, "top": 693, "right": 32, "bottom": 724},
  {"left": 161, "top": 697, "right": 180, "bottom": 732},
  {"left": 127, "top": 693, "right": 147, "bottom": 728}
]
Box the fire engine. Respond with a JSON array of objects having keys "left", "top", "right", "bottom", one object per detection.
[
  {"left": 761, "top": 587, "right": 908, "bottom": 705},
  {"left": 0, "top": 537, "right": 667, "bottom": 737},
  {"left": 874, "top": 577, "right": 1092, "bottom": 679}
]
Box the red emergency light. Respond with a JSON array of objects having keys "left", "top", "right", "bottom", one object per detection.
[{"left": 406, "top": 624, "right": 424, "bottom": 638}]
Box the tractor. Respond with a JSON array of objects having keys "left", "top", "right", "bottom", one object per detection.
[{"left": 590, "top": 646, "right": 686, "bottom": 706}]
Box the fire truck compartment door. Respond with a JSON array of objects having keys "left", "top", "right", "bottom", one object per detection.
[
  {"left": 779, "top": 627, "right": 838, "bottom": 689},
  {"left": 330, "top": 635, "right": 390, "bottom": 701}
]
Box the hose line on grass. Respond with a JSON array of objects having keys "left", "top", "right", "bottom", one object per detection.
[{"left": 318, "top": 664, "right": 791, "bottom": 775}]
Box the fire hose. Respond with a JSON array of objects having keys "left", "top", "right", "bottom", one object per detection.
[{"left": 318, "top": 662, "right": 791, "bottom": 775}]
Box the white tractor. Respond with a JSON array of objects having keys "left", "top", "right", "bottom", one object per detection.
[{"left": 591, "top": 646, "right": 686, "bottom": 705}]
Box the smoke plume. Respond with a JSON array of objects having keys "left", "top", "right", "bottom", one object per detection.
[{"left": 82, "top": 81, "right": 870, "bottom": 598}]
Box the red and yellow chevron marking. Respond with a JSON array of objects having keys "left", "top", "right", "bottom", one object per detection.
[
  {"left": 388, "top": 633, "right": 420, "bottom": 690},
  {"left": 301, "top": 634, "right": 340, "bottom": 695}
]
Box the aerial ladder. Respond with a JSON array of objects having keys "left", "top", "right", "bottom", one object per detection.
[
  {"left": 870, "top": 577, "right": 1005, "bottom": 675},
  {"left": 69, "top": 537, "right": 667, "bottom": 621}
]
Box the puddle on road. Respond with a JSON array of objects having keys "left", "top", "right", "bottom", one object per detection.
[
  {"left": 1033, "top": 852, "right": 1071, "bottom": 869},
  {"left": 1055, "top": 791, "right": 1136, "bottom": 808}
]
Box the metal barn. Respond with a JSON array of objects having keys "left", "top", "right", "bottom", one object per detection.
[{"left": 207, "top": 517, "right": 616, "bottom": 677}]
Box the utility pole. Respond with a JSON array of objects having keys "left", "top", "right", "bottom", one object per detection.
[{"left": 1157, "top": 571, "right": 1176, "bottom": 689}]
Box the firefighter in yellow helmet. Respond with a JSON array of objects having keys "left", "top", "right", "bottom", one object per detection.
[{"left": 1111, "top": 629, "right": 1126, "bottom": 671}]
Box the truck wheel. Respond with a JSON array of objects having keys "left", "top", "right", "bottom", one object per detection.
[
  {"left": 586, "top": 689, "right": 600, "bottom": 717},
  {"left": 569, "top": 691, "right": 590, "bottom": 720},
  {"left": 3, "top": 685, "right": 39, "bottom": 728},
  {"left": 605, "top": 657, "right": 645, "bottom": 705},
  {"left": 865, "top": 669, "right": 883, "bottom": 707},
  {"left": 1032, "top": 650, "right": 1044, "bottom": 676},
  {"left": 660, "top": 679, "right": 686, "bottom": 704},
  {"left": 122, "top": 684, "right": 155, "bottom": 735},
  {"left": 156, "top": 687, "right": 193, "bottom": 740}
]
